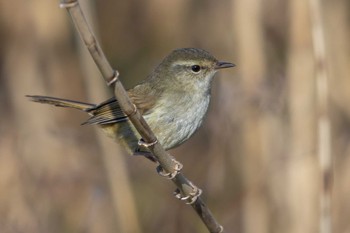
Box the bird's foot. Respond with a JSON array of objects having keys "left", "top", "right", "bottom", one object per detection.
[
  {"left": 156, "top": 159, "right": 183, "bottom": 179},
  {"left": 173, "top": 182, "right": 202, "bottom": 205}
]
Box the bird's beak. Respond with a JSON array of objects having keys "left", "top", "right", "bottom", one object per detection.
[{"left": 215, "top": 61, "right": 236, "bottom": 70}]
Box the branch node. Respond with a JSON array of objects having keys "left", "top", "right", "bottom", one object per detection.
[
  {"left": 218, "top": 225, "right": 224, "bottom": 233},
  {"left": 59, "top": 1, "right": 78, "bottom": 9},
  {"left": 156, "top": 159, "right": 183, "bottom": 179},
  {"left": 174, "top": 182, "right": 202, "bottom": 204},
  {"left": 107, "top": 70, "right": 119, "bottom": 86},
  {"left": 125, "top": 104, "right": 137, "bottom": 117},
  {"left": 138, "top": 138, "right": 158, "bottom": 148}
]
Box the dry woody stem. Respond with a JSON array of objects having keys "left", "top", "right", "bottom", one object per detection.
[
  {"left": 309, "top": 0, "right": 332, "bottom": 232},
  {"left": 59, "top": 0, "right": 224, "bottom": 232}
]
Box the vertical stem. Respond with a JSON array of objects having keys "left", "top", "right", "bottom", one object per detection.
[
  {"left": 287, "top": 0, "right": 318, "bottom": 232},
  {"left": 233, "top": 0, "right": 268, "bottom": 232},
  {"left": 309, "top": 0, "right": 332, "bottom": 232}
]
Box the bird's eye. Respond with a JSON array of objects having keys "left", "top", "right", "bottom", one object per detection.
[{"left": 191, "top": 65, "right": 201, "bottom": 73}]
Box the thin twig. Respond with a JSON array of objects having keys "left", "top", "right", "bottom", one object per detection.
[{"left": 59, "top": 0, "right": 225, "bottom": 232}]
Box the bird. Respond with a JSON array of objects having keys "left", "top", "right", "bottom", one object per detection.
[{"left": 27, "top": 48, "right": 235, "bottom": 159}]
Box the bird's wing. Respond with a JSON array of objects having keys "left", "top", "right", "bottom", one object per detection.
[
  {"left": 82, "top": 87, "right": 157, "bottom": 125},
  {"left": 128, "top": 87, "right": 157, "bottom": 115},
  {"left": 82, "top": 97, "right": 127, "bottom": 125}
]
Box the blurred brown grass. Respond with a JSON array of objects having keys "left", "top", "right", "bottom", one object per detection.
[{"left": 0, "top": 0, "right": 349, "bottom": 233}]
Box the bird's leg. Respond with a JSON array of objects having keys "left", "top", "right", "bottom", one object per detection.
[
  {"left": 138, "top": 138, "right": 183, "bottom": 179},
  {"left": 133, "top": 147, "right": 157, "bottom": 162}
]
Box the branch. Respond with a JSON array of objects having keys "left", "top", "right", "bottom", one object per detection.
[{"left": 59, "top": 1, "right": 225, "bottom": 232}]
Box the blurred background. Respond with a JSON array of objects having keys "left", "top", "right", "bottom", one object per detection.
[{"left": 0, "top": 0, "right": 349, "bottom": 232}]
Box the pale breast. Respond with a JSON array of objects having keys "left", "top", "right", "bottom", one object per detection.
[{"left": 144, "top": 92, "right": 210, "bottom": 150}]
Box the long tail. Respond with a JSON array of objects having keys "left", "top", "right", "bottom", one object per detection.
[{"left": 26, "top": 95, "right": 96, "bottom": 112}]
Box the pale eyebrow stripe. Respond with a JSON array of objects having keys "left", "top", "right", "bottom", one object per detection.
[
  {"left": 172, "top": 60, "right": 199, "bottom": 66},
  {"left": 172, "top": 61, "right": 213, "bottom": 68}
]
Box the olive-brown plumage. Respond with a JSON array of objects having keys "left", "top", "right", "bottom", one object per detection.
[{"left": 27, "top": 48, "right": 235, "bottom": 156}]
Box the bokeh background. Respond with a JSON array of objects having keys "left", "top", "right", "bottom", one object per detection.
[{"left": 0, "top": 0, "right": 349, "bottom": 233}]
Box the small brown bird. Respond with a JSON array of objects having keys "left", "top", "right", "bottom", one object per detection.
[{"left": 28, "top": 48, "right": 234, "bottom": 158}]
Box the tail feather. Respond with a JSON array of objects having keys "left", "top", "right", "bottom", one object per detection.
[{"left": 26, "top": 95, "right": 95, "bottom": 112}]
